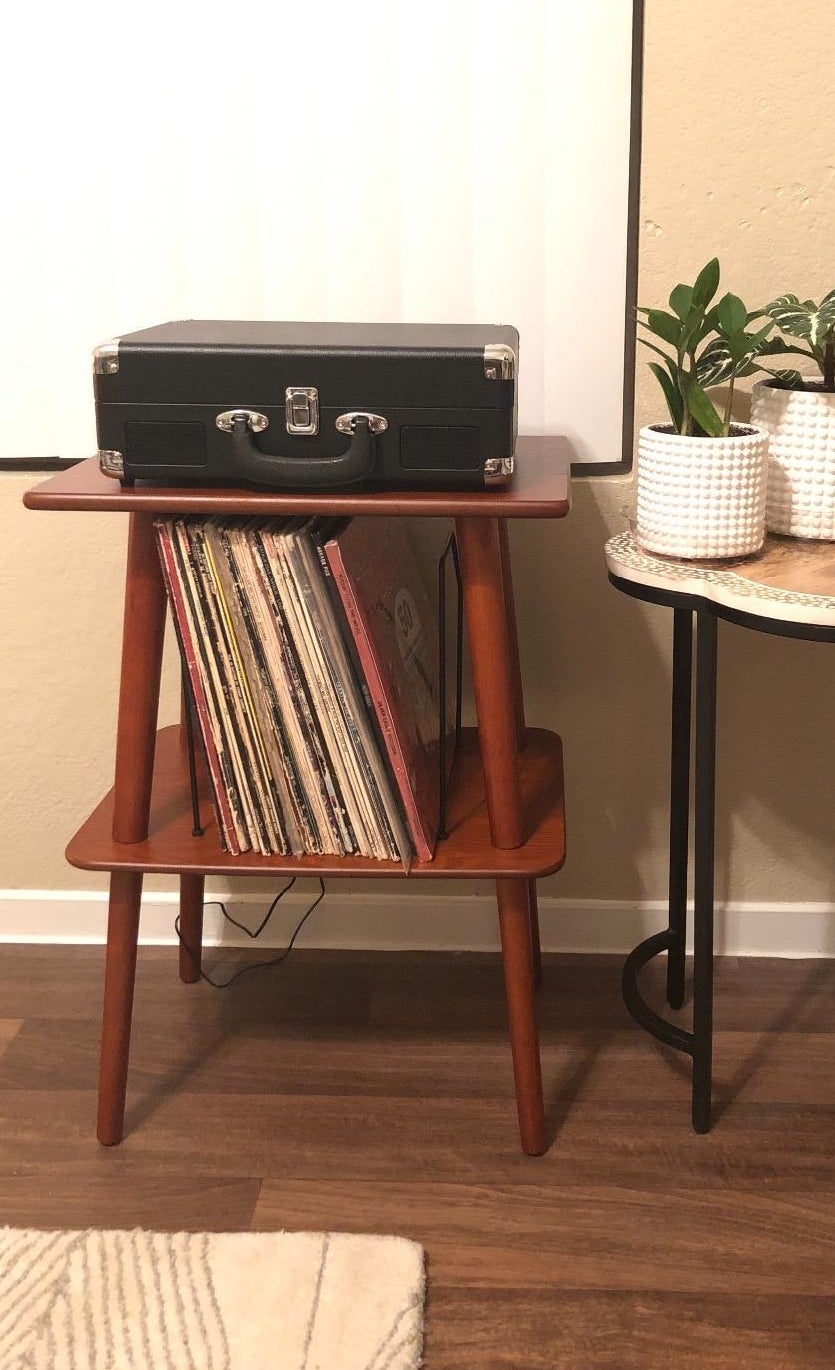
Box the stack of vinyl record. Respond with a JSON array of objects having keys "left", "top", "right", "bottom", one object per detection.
[{"left": 156, "top": 516, "right": 450, "bottom": 863}]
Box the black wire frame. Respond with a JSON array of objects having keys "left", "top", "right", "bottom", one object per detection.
[
  {"left": 437, "top": 532, "right": 464, "bottom": 841},
  {"left": 181, "top": 662, "right": 205, "bottom": 837}
]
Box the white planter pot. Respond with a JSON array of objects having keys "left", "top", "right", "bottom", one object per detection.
[
  {"left": 636, "top": 423, "right": 768, "bottom": 560},
  {"left": 751, "top": 380, "right": 835, "bottom": 540}
]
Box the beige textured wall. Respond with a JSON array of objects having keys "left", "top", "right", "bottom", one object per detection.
[{"left": 1, "top": 0, "right": 833, "bottom": 907}]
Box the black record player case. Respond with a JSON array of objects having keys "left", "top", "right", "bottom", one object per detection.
[{"left": 93, "top": 320, "right": 519, "bottom": 491}]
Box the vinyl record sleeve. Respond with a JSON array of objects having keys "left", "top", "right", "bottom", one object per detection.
[
  {"left": 246, "top": 523, "right": 356, "bottom": 855},
  {"left": 155, "top": 522, "right": 240, "bottom": 854},
  {"left": 325, "top": 518, "right": 454, "bottom": 861},
  {"left": 203, "top": 521, "right": 302, "bottom": 853},
  {"left": 185, "top": 522, "right": 276, "bottom": 855},
  {"left": 289, "top": 524, "right": 411, "bottom": 864}
]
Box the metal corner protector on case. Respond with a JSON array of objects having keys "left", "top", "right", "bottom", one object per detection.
[
  {"left": 93, "top": 339, "right": 121, "bottom": 375},
  {"left": 483, "top": 343, "right": 516, "bottom": 380},
  {"left": 98, "top": 450, "right": 124, "bottom": 477},
  {"left": 484, "top": 456, "right": 514, "bottom": 485}
]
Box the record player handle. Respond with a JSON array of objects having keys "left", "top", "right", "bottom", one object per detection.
[{"left": 219, "top": 410, "right": 383, "bottom": 488}]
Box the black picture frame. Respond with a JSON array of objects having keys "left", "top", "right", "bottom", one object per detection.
[
  {"left": 7, "top": 3, "right": 644, "bottom": 478},
  {"left": 574, "top": 0, "right": 644, "bottom": 477}
]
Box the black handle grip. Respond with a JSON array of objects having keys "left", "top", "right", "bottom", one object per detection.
[{"left": 227, "top": 414, "right": 376, "bottom": 489}]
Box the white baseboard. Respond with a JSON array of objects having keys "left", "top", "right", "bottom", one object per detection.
[{"left": 1, "top": 888, "right": 834, "bottom": 958}]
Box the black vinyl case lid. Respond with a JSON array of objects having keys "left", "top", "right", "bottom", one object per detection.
[{"left": 96, "top": 320, "right": 518, "bottom": 409}]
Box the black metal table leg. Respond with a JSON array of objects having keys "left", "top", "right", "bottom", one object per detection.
[
  {"left": 621, "top": 605, "right": 718, "bottom": 1134},
  {"left": 666, "top": 607, "right": 693, "bottom": 1011},
  {"left": 692, "top": 609, "right": 717, "bottom": 1133}
]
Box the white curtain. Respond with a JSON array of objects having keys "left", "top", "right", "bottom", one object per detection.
[{"left": 0, "top": 0, "right": 634, "bottom": 462}]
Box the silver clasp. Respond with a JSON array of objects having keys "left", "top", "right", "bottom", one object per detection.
[{"left": 285, "top": 387, "right": 319, "bottom": 435}]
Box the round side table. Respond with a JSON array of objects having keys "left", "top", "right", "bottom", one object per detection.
[{"left": 605, "top": 530, "right": 835, "bottom": 1133}]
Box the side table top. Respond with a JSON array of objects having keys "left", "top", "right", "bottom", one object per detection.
[
  {"left": 23, "top": 436, "right": 571, "bottom": 519},
  {"left": 606, "top": 530, "right": 835, "bottom": 638}
]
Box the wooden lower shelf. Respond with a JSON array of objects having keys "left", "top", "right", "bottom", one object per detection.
[{"left": 67, "top": 725, "right": 566, "bottom": 879}]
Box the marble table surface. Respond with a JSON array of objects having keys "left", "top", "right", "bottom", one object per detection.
[{"left": 605, "top": 530, "right": 835, "bottom": 629}]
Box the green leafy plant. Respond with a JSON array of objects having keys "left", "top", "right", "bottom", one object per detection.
[
  {"left": 756, "top": 291, "right": 835, "bottom": 392},
  {"left": 638, "top": 258, "right": 774, "bottom": 437}
]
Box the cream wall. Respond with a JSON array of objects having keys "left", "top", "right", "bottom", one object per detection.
[{"left": 1, "top": 1, "right": 834, "bottom": 920}]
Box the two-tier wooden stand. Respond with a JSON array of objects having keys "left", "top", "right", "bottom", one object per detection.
[{"left": 25, "top": 437, "right": 569, "bottom": 1155}]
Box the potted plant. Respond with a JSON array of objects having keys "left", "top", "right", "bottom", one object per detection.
[
  {"left": 750, "top": 290, "right": 835, "bottom": 539},
  {"left": 636, "top": 259, "right": 772, "bottom": 559}
]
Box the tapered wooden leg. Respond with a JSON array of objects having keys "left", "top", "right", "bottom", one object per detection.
[
  {"left": 455, "top": 517, "right": 523, "bottom": 847},
  {"left": 499, "top": 525, "right": 543, "bottom": 989},
  {"left": 97, "top": 870, "right": 143, "bottom": 1146},
  {"left": 179, "top": 874, "right": 205, "bottom": 983},
  {"left": 456, "top": 516, "right": 545, "bottom": 1153},
  {"left": 497, "top": 878, "right": 547, "bottom": 1155},
  {"left": 528, "top": 880, "right": 543, "bottom": 989},
  {"left": 112, "top": 513, "right": 167, "bottom": 844},
  {"left": 98, "top": 513, "right": 167, "bottom": 1146}
]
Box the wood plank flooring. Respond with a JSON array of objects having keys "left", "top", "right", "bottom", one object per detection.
[{"left": 0, "top": 945, "right": 833, "bottom": 1368}]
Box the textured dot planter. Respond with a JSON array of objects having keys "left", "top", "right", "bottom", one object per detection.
[
  {"left": 636, "top": 423, "right": 768, "bottom": 560},
  {"left": 751, "top": 380, "right": 835, "bottom": 540}
]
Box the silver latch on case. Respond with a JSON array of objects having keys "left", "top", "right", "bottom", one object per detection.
[{"left": 285, "top": 387, "right": 319, "bottom": 435}]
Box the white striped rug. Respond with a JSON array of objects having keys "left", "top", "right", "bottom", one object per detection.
[{"left": 0, "top": 1227, "right": 424, "bottom": 1369}]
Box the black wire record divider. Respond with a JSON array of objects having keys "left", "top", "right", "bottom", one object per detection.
[
  {"left": 180, "top": 532, "right": 465, "bottom": 857},
  {"left": 436, "top": 531, "right": 464, "bottom": 841}
]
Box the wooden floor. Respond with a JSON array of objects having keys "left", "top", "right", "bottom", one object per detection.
[{"left": 0, "top": 946, "right": 834, "bottom": 1368}]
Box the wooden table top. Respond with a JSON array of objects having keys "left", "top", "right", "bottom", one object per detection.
[
  {"left": 606, "top": 530, "right": 835, "bottom": 636},
  {"left": 23, "top": 436, "right": 571, "bottom": 519}
]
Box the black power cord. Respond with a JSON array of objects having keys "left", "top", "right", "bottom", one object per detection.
[{"left": 174, "top": 877, "right": 326, "bottom": 989}]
